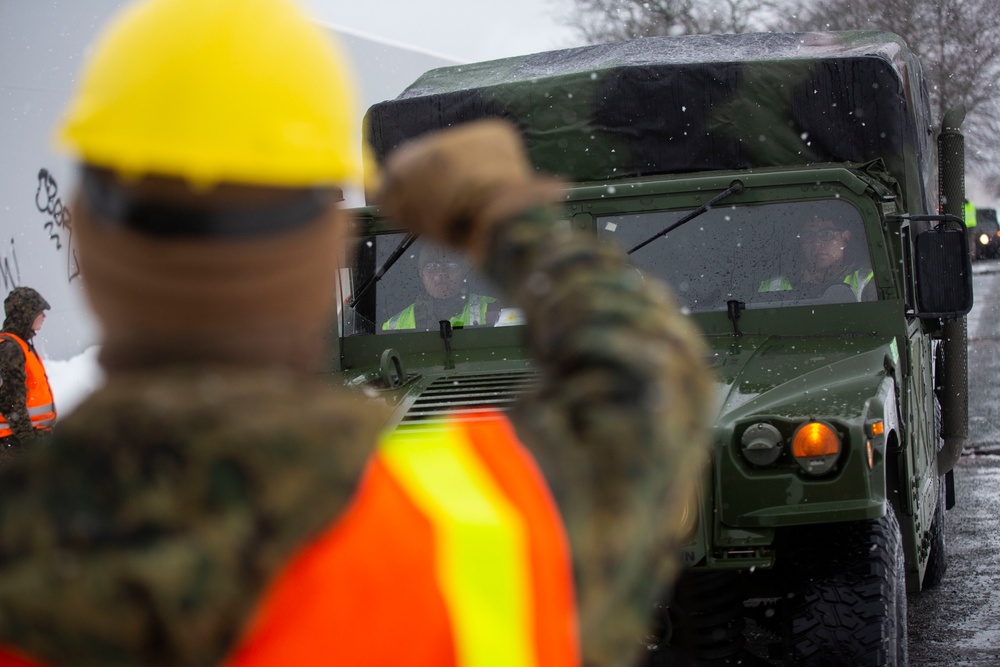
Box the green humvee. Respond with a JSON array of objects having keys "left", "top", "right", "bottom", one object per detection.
[{"left": 336, "top": 32, "right": 973, "bottom": 665}]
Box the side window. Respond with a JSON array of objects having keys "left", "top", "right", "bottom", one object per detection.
[{"left": 343, "top": 235, "right": 510, "bottom": 334}]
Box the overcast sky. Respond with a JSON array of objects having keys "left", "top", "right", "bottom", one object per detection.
[{"left": 298, "top": 0, "right": 585, "bottom": 62}]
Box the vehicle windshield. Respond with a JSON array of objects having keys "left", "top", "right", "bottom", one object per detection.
[
  {"left": 339, "top": 199, "right": 873, "bottom": 335},
  {"left": 599, "top": 199, "right": 874, "bottom": 313},
  {"left": 341, "top": 235, "right": 519, "bottom": 336}
]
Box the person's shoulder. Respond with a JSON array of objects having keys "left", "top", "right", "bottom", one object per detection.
[
  {"left": 388, "top": 303, "right": 415, "bottom": 318},
  {"left": 758, "top": 275, "right": 792, "bottom": 291},
  {"left": 58, "top": 367, "right": 387, "bottom": 466},
  {"left": 0, "top": 374, "right": 385, "bottom": 665},
  {"left": 382, "top": 302, "right": 416, "bottom": 330},
  {"left": 0, "top": 334, "right": 24, "bottom": 362}
]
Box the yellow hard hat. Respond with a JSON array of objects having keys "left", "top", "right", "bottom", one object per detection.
[{"left": 57, "top": 0, "right": 362, "bottom": 187}]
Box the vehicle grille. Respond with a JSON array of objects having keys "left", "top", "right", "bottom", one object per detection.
[{"left": 399, "top": 370, "right": 538, "bottom": 424}]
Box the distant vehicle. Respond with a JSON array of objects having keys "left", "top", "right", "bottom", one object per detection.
[
  {"left": 338, "top": 32, "right": 973, "bottom": 665},
  {"left": 972, "top": 207, "right": 1000, "bottom": 260}
]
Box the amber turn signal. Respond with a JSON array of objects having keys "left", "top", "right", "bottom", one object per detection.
[
  {"left": 792, "top": 422, "right": 839, "bottom": 457},
  {"left": 792, "top": 421, "right": 841, "bottom": 475}
]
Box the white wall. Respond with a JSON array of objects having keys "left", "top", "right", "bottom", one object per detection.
[{"left": 0, "top": 1, "right": 458, "bottom": 360}]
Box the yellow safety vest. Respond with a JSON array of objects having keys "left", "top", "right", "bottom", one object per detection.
[{"left": 382, "top": 295, "right": 496, "bottom": 331}]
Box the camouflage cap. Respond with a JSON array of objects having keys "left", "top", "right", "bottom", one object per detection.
[{"left": 3, "top": 287, "right": 50, "bottom": 333}]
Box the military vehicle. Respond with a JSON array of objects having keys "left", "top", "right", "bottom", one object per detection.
[
  {"left": 336, "top": 32, "right": 973, "bottom": 666},
  {"left": 972, "top": 207, "right": 1000, "bottom": 260}
]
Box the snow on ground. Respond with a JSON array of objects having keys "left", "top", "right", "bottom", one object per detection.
[{"left": 45, "top": 346, "right": 104, "bottom": 417}]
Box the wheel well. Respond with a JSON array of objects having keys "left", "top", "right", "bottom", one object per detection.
[{"left": 884, "top": 428, "right": 906, "bottom": 517}]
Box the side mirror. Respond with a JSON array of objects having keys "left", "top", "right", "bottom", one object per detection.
[{"left": 913, "top": 227, "right": 973, "bottom": 318}]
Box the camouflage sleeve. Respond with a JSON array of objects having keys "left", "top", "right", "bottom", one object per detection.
[
  {"left": 0, "top": 339, "right": 33, "bottom": 441},
  {"left": 483, "top": 207, "right": 714, "bottom": 667}
]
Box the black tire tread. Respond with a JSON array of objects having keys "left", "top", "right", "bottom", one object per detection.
[{"left": 784, "top": 504, "right": 908, "bottom": 666}]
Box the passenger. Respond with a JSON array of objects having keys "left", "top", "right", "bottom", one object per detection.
[
  {"left": 382, "top": 244, "right": 497, "bottom": 330},
  {"left": 0, "top": 1, "right": 713, "bottom": 667},
  {"left": 760, "top": 214, "right": 875, "bottom": 301},
  {"left": 0, "top": 287, "right": 56, "bottom": 466}
]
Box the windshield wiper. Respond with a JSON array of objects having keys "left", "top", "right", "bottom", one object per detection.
[
  {"left": 348, "top": 232, "right": 417, "bottom": 308},
  {"left": 627, "top": 180, "right": 745, "bottom": 255},
  {"left": 350, "top": 180, "right": 744, "bottom": 306}
]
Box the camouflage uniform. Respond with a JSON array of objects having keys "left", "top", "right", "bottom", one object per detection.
[
  {"left": 487, "top": 209, "right": 712, "bottom": 667},
  {"left": 0, "top": 205, "right": 711, "bottom": 667},
  {"left": 0, "top": 287, "right": 53, "bottom": 466}
]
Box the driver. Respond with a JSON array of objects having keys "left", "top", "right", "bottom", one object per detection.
[
  {"left": 382, "top": 244, "right": 498, "bottom": 330},
  {"left": 760, "top": 214, "right": 874, "bottom": 301}
]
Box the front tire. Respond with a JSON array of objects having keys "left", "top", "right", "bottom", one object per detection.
[{"left": 784, "top": 503, "right": 908, "bottom": 666}]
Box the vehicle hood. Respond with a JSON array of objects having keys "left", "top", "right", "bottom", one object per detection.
[{"left": 706, "top": 332, "right": 895, "bottom": 423}]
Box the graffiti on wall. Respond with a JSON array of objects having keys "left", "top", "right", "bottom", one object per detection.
[
  {"left": 35, "top": 168, "right": 80, "bottom": 282},
  {"left": 1, "top": 238, "right": 20, "bottom": 293}
]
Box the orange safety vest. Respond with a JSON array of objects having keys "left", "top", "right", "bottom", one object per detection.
[
  {"left": 0, "top": 333, "right": 56, "bottom": 438},
  {"left": 225, "top": 409, "right": 580, "bottom": 667},
  {"left": 0, "top": 650, "right": 40, "bottom": 667},
  {"left": 0, "top": 410, "right": 579, "bottom": 667}
]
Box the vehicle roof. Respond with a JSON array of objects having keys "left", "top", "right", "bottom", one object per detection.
[{"left": 366, "top": 31, "right": 935, "bottom": 212}]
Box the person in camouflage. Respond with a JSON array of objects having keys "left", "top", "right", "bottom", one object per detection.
[
  {"left": 0, "top": 287, "right": 55, "bottom": 466},
  {"left": 0, "top": 2, "right": 713, "bottom": 667},
  {"left": 381, "top": 243, "right": 499, "bottom": 330}
]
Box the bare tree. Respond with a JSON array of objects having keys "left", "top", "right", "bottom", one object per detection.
[
  {"left": 562, "top": 0, "right": 1000, "bottom": 193},
  {"left": 565, "top": 0, "right": 783, "bottom": 43},
  {"left": 784, "top": 0, "right": 1000, "bottom": 193}
]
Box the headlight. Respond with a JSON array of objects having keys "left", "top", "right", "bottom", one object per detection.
[
  {"left": 791, "top": 421, "right": 841, "bottom": 475},
  {"left": 740, "top": 422, "right": 784, "bottom": 467},
  {"left": 979, "top": 233, "right": 990, "bottom": 246}
]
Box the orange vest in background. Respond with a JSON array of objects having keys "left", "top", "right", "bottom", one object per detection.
[
  {"left": 0, "top": 333, "right": 56, "bottom": 438},
  {"left": 225, "top": 409, "right": 580, "bottom": 667}
]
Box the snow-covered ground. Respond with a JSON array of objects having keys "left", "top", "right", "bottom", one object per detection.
[{"left": 44, "top": 345, "right": 104, "bottom": 417}]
